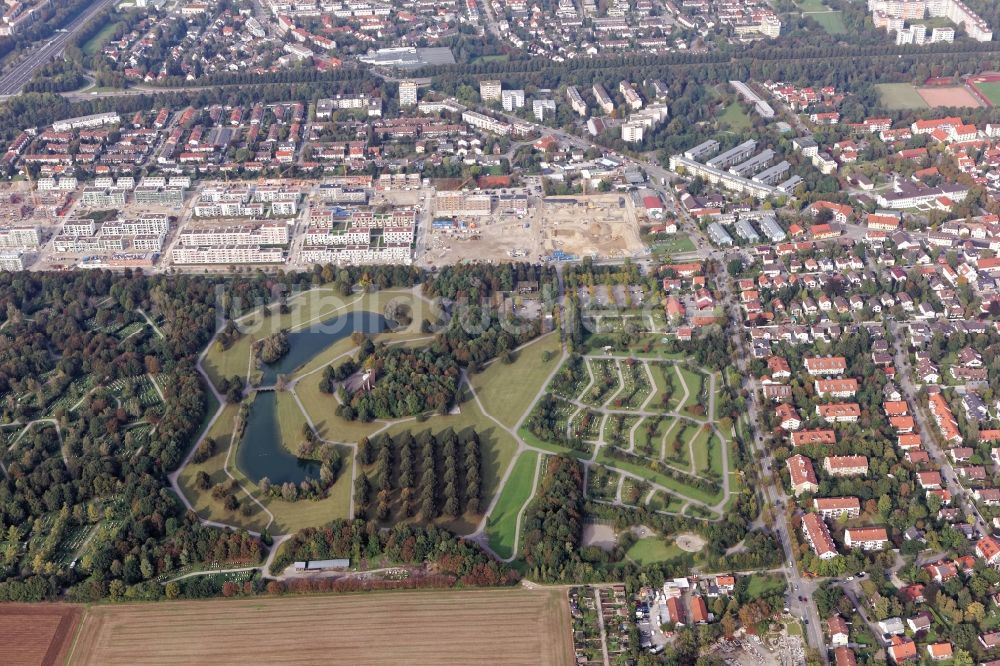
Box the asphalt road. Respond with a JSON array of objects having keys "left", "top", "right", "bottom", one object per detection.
[{"left": 0, "top": 0, "right": 118, "bottom": 97}]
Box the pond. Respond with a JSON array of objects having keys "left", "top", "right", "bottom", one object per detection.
[
  {"left": 258, "top": 310, "right": 389, "bottom": 384},
  {"left": 237, "top": 310, "right": 390, "bottom": 485},
  {"left": 236, "top": 391, "right": 318, "bottom": 485}
]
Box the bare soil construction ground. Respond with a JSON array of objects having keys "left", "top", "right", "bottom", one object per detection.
[
  {"left": 68, "top": 588, "right": 574, "bottom": 665},
  {"left": 0, "top": 603, "right": 81, "bottom": 666},
  {"left": 539, "top": 194, "right": 645, "bottom": 260}
]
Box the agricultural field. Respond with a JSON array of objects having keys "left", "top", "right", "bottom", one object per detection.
[
  {"left": 68, "top": 589, "right": 574, "bottom": 666},
  {"left": 0, "top": 603, "right": 80, "bottom": 666}
]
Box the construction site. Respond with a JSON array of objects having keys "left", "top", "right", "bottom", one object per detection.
[
  {"left": 418, "top": 191, "right": 646, "bottom": 266},
  {"left": 538, "top": 194, "right": 646, "bottom": 261}
]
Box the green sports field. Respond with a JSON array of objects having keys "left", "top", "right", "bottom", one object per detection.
[
  {"left": 974, "top": 81, "right": 1000, "bottom": 106},
  {"left": 875, "top": 83, "right": 929, "bottom": 110}
]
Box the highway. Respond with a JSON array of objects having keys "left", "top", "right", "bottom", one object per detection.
[{"left": 0, "top": 0, "right": 117, "bottom": 97}]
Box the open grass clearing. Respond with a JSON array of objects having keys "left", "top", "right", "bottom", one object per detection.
[
  {"left": 486, "top": 450, "right": 539, "bottom": 559},
  {"left": 876, "top": 83, "right": 929, "bottom": 111},
  {"left": 82, "top": 22, "right": 121, "bottom": 56},
  {"left": 68, "top": 589, "right": 574, "bottom": 666},
  {"left": 677, "top": 367, "right": 704, "bottom": 413},
  {"left": 626, "top": 538, "right": 685, "bottom": 565},
  {"left": 471, "top": 332, "right": 562, "bottom": 428},
  {"left": 975, "top": 81, "right": 1000, "bottom": 105},
  {"left": 176, "top": 397, "right": 356, "bottom": 534},
  {"left": 650, "top": 234, "right": 696, "bottom": 256},
  {"left": 746, "top": 573, "right": 787, "bottom": 598},
  {"left": 719, "top": 102, "right": 751, "bottom": 131},
  {"left": 689, "top": 425, "right": 712, "bottom": 473}
]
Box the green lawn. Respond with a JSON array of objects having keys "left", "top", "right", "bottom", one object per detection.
[
  {"left": 719, "top": 102, "right": 751, "bottom": 131},
  {"left": 876, "top": 83, "right": 929, "bottom": 111},
  {"left": 175, "top": 403, "right": 272, "bottom": 533},
  {"left": 708, "top": 433, "right": 725, "bottom": 477},
  {"left": 653, "top": 364, "right": 685, "bottom": 411},
  {"left": 678, "top": 367, "right": 704, "bottom": 413},
  {"left": 975, "top": 82, "right": 1000, "bottom": 106},
  {"left": 809, "top": 11, "right": 846, "bottom": 34},
  {"left": 626, "top": 537, "right": 684, "bottom": 565},
  {"left": 202, "top": 288, "right": 374, "bottom": 388},
  {"left": 746, "top": 574, "right": 787, "bottom": 598},
  {"left": 82, "top": 22, "right": 121, "bottom": 56},
  {"left": 689, "top": 425, "right": 712, "bottom": 473},
  {"left": 651, "top": 234, "right": 696, "bottom": 256},
  {"left": 486, "top": 451, "right": 539, "bottom": 559},
  {"left": 471, "top": 54, "right": 510, "bottom": 64},
  {"left": 795, "top": 0, "right": 846, "bottom": 34},
  {"left": 293, "top": 370, "right": 384, "bottom": 443},
  {"left": 471, "top": 332, "right": 562, "bottom": 428}
]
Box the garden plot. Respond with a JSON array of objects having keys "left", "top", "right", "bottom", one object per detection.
[
  {"left": 587, "top": 465, "right": 620, "bottom": 501},
  {"left": 620, "top": 478, "right": 651, "bottom": 505},
  {"left": 582, "top": 359, "right": 620, "bottom": 406},
  {"left": 602, "top": 414, "right": 640, "bottom": 448},
  {"left": 569, "top": 408, "right": 603, "bottom": 442},
  {"left": 635, "top": 416, "right": 673, "bottom": 457},
  {"left": 108, "top": 375, "right": 163, "bottom": 407},
  {"left": 607, "top": 360, "right": 651, "bottom": 410},
  {"left": 115, "top": 322, "right": 147, "bottom": 341}
]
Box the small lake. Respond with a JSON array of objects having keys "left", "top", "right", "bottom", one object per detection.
[
  {"left": 258, "top": 310, "right": 389, "bottom": 384},
  {"left": 236, "top": 391, "right": 318, "bottom": 485},
  {"left": 238, "top": 310, "right": 390, "bottom": 485}
]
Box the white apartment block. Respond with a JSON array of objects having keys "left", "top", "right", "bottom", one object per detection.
[
  {"left": 171, "top": 245, "right": 286, "bottom": 265},
  {"left": 193, "top": 202, "right": 266, "bottom": 217},
  {"left": 399, "top": 80, "right": 418, "bottom": 107},
  {"left": 0, "top": 252, "right": 25, "bottom": 271},
  {"left": 567, "top": 86, "right": 588, "bottom": 116},
  {"left": 622, "top": 122, "right": 645, "bottom": 143},
  {"left": 533, "top": 99, "right": 556, "bottom": 121},
  {"left": 620, "top": 82, "right": 643, "bottom": 110},
  {"left": 300, "top": 244, "right": 412, "bottom": 266},
  {"left": 0, "top": 226, "right": 41, "bottom": 249},
  {"left": 81, "top": 188, "right": 128, "bottom": 208},
  {"left": 870, "top": 0, "right": 992, "bottom": 41},
  {"left": 37, "top": 177, "right": 77, "bottom": 191},
  {"left": 179, "top": 223, "right": 289, "bottom": 247},
  {"left": 52, "top": 112, "right": 120, "bottom": 132},
  {"left": 593, "top": 83, "right": 614, "bottom": 114},
  {"left": 461, "top": 111, "right": 512, "bottom": 135},
  {"left": 480, "top": 80, "right": 502, "bottom": 102},
  {"left": 62, "top": 219, "right": 97, "bottom": 237},
  {"left": 133, "top": 186, "right": 185, "bottom": 207},
  {"left": 315, "top": 95, "right": 382, "bottom": 118},
  {"left": 502, "top": 89, "right": 525, "bottom": 112}
]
